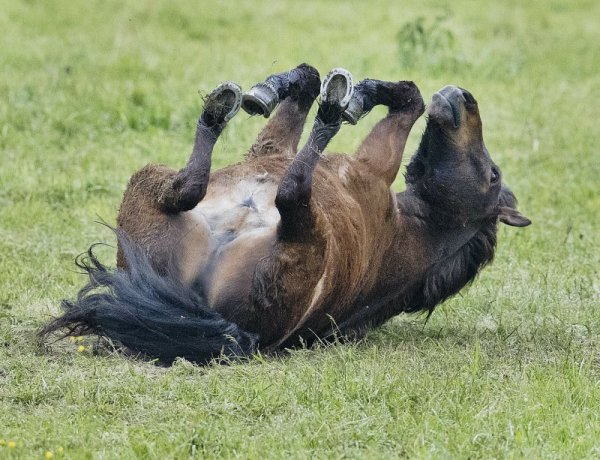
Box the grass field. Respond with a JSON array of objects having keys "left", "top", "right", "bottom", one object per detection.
[{"left": 1, "top": 0, "right": 599, "bottom": 458}]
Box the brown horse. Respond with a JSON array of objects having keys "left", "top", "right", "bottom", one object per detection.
[{"left": 40, "top": 64, "right": 530, "bottom": 364}]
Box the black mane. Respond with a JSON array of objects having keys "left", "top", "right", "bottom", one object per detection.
[
  {"left": 334, "top": 215, "right": 498, "bottom": 337},
  {"left": 407, "top": 217, "right": 497, "bottom": 315}
]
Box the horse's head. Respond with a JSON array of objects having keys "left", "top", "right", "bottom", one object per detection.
[{"left": 406, "top": 85, "right": 530, "bottom": 228}]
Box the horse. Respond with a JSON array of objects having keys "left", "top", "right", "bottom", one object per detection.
[{"left": 40, "top": 64, "right": 530, "bottom": 364}]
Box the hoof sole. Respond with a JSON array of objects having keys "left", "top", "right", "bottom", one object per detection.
[
  {"left": 320, "top": 68, "right": 354, "bottom": 108},
  {"left": 206, "top": 81, "right": 242, "bottom": 123}
]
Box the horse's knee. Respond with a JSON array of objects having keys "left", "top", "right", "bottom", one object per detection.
[
  {"left": 275, "top": 172, "right": 310, "bottom": 211},
  {"left": 162, "top": 171, "right": 209, "bottom": 213}
]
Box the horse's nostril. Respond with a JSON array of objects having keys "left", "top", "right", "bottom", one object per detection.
[{"left": 462, "top": 90, "right": 476, "bottom": 105}]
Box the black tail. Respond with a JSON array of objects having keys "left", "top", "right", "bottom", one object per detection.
[{"left": 39, "top": 234, "right": 258, "bottom": 365}]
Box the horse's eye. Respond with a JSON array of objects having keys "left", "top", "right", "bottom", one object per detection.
[{"left": 491, "top": 167, "right": 500, "bottom": 184}]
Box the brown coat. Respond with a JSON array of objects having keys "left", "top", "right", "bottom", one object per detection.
[{"left": 40, "top": 66, "right": 530, "bottom": 364}]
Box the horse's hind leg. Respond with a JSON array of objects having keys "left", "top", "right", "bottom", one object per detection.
[
  {"left": 350, "top": 80, "right": 424, "bottom": 186},
  {"left": 116, "top": 82, "right": 242, "bottom": 271},
  {"left": 275, "top": 68, "right": 353, "bottom": 240},
  {"left": 243, "top": 64, "right": 320, "bottom": 158},
  {"left": 157, "top": 82, "right": 242, "bottom": 213}
]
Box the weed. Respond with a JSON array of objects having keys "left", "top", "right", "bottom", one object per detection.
[{"left": 397, "top": 14, "right": 470, "bottom": 74}]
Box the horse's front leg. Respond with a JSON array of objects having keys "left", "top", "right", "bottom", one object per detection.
[
  {"left": 243, "top": 63, "right": 321, "bottom": 158},
  {"left": 275, "top": 68, "right": 354, "bottom": 240},
  {"left": 349, "top": 79, "right": 424, "bottom": 186}
]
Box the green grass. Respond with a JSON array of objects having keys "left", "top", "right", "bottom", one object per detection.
[{"left": 1, "top": 0, "right": 599, "bottom": 458}]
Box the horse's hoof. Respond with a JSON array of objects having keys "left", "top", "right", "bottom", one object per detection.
[
  {"left": 342, "top": 79, "right": 377, "bottom": 125},
  {"left": 241, "top": 82, "right": 279, "bottom": 118},
  {"left": 342, "top": 93, "right": 364, "bottom": 125},
  {"left": 206, "top": 81, "right": 242, "bottom": 123},
  {"left": 320, "top": 68, "right": 353, "bottom": 108}
]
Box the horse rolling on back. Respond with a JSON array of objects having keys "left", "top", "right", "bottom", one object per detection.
[{"left": 40, "top": 64, "right": 531, "bottom": 364}]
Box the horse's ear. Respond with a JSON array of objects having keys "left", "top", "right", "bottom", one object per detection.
[
  {"left": 498, "top": 185, "right": 531, "bottom": 227},
  {"left": 499, "top": 206, "right": 531, "bottom": 227}
]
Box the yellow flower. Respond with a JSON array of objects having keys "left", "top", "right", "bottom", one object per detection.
[
  {"left": 77, "top": 345, "right": 86, "bottom": 353},
  {"left": 69, "top": 337, "right": 76, "bottom": 343},
  {"left": 76, "top": 336, "right": 84, "bottom": 342},
  {"left": 0, "top": 439, "right": 5, "bottom": 446},
  {"left": 7, "top": 440, "right": 16, "bottom": 448},
  {"left": 45, "top": 451, "right": 54, "bottom": 459},
  {"left": 57, "top": 446, "right": 64, "bottom": 455}
]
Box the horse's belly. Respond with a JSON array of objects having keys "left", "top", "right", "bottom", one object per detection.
[
  {"left": 192, "top": 175, "right": 281, "bottom": 233},
  {"left": 184, "top": 175, "right": 280, "bottom": 311},
  {"left": 205, "top": 226, "right": 276, "bottom": 312}
]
